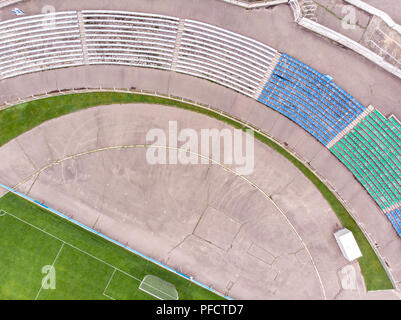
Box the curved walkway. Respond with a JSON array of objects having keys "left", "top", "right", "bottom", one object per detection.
[
  {"left": 0, "top": 64, "right": 400, "bottom": 288},
  {"left": 0, "top": 9, "right": 400, "bottom": 231},
  {"left": 1, "top": 101, "right": 394, "bottom": 299},
  {"left": 0, "top": 0, "right": 399, "bottom": 290},
  {"left": 0, "top": 103, "right": 337, "bottom": 299}
]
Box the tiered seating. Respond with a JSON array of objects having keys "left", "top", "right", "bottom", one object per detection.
[
  {"left": 331, "top": 111, "right": 401, "bottom": 210},
  {"left": 1, "top": 11, "right": 401, "bottom": 238},
  {"left": 176, "top": 19, "right": 277, "bottom": 97},
  {"left": 82, "top": 10, "right": 179, "bottom": 70},
  {"left": 0, "top": 12, "right": 84, "bottom": 78},
  {"left": 258, "top": 53, "right": 366, "bottom": 145}
]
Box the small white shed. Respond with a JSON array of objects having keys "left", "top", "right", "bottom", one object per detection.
[{"left": 334, "top": 228, "right": 362, "bottom": 261}]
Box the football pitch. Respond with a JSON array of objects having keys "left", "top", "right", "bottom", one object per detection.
[{"left": 0, "top": 192, "right": 224, "bottom": 300}]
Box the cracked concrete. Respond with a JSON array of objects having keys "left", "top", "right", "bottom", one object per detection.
[{"left": 0, "top": 103, "right": 398, "bottom": 299}]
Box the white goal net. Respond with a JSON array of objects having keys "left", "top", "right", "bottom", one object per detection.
[{"left": 139, "top": 275, "right": 179, "bottom": 300}]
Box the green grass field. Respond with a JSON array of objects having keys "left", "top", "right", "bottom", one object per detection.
[
  {"left": 0, "top": 192, "right": 224, "bottom": 300},
  {"left": 0, "top": 91, "right": 393, "bottom": 291}
]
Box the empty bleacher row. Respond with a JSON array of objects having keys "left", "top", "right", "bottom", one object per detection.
[
  {"left": 331, "top": 111, "right": 401, "bottom": 211},
  {"left": 175, "top": 19, "right": 277, "bottom": 97},
  {"left": 0, "top": 11, "right": 84, "bottom": 79},
  {"left": 258, "top": 53, "right": 366, "bottom": 145},
  {"left": 0, "top": 10, "right": 279, "bottom": 97},
  {"left": 81, "top": 10, "right": 180, "bottom": 70}
]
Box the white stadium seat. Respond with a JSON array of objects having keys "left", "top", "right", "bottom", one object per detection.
[{"left": 0, "top": 10, "right": 279, "bottom": 95}]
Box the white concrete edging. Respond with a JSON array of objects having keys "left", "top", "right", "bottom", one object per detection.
[
  {"left": 298, "top": 17, "right": 401, "bottom": 81},
  {"left": 219, "top": 0, "right": 287, "bottom": 9},
  {"left": 344, "top": 0, "right": 401, "bottom": 34}
]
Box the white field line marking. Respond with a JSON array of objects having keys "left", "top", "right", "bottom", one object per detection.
[
  {"left": 103, "top": 292, "right": 116, "bottom": 300},
  {"left": 11, "top": 143, "right": 327, "bottom": 299},
  {"left": 3, "top": 211, "right": 182, "bottom": 300},
  {"left": 4, "top": 210, "right": 140, "bottom": 281},
  {"left": 35, "top": 242, "right": 64, "bottom": 300},
  {"left": 0, "top": 209, "right": 6, "bottom": 216},
  {"left": 139, "top": 286, "right": 165, "bottom": 300},
  {"left": 102, "top": 268, "right": 117, "bottom": 300}
]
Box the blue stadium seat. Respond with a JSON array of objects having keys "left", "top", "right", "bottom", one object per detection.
[
  {"left": 386, "top": 209, "right": 401, "bottom": 237},
  {"left": 258, "top": 53, "right": 367, "bottom": 145}
]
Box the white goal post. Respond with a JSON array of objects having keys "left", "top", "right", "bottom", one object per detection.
[{"left": 139, "top": 275, "right": 179, "bottom": 300}]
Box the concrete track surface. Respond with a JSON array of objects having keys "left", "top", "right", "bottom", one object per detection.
[{"left": 0, "top": 103, "right": 399, "bottom": 299}]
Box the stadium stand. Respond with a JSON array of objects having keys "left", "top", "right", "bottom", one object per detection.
[
  {"left": 258, "top": 53, "right": 366, "bottom": 146},
  {"left": 0, "top": 10, "right": 279, "bottom": 96},
  {"left": 0, "top": 10, "right": 401, "bottom": 237},
  {"left": 0, "top": 11, "right": 84, "bottom": 79},
  {"left": 81, "top": 10, "right": 179, "bottom": 70},
  {"left": 331, "top": 111, "right": 401, "bottom": 211},
  {"left": 176, "top": 19, "right": 277, "bottom": 97}
]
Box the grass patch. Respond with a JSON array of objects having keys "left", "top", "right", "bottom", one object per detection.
[
  {"left": 0, "top": 92, "right": 240, "bottom": 147},
  {"left": 0, "top": 193, "right": 224, "bottom": 300},
  {"left": 0, "top": 91, "right": 393, "bottom": 291}
]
